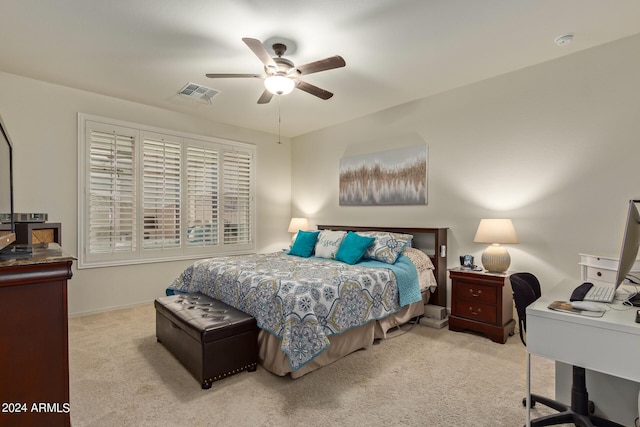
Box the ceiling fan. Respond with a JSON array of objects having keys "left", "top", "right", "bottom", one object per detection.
[{"left": 205, "top": 38, "right": 346, "bottom": 104}]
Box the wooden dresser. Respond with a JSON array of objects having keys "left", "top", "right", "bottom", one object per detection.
[
  {"left": 0, "top": 244, "right": 74, "bottom": 427},
  {"left": 448, "top": 268, "right": 515, "bottom": 344}
]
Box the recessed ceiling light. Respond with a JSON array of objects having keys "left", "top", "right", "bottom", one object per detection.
[{"left": 554, "top": 34, "right": 574, "bottom": 46}]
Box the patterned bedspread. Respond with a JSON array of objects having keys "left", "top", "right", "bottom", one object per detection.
[{"left": 167, "top": 251, "right": 421, "bottom": 370}]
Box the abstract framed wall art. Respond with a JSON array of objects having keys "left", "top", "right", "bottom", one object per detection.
[{"left": 339, "top": 144, "right": 427, "bottom": 206}]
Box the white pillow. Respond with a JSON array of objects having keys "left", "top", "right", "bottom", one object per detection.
[{"left": 314, "top": 230, "right": 347, "bottom": 259}]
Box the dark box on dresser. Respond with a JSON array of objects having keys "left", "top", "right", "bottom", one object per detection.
[{"left": 155, "top": 293, "right": 259, "bottom": 389}]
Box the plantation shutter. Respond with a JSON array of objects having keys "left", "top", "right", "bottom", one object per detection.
[
  {"left": 87, "top": 125, "right": 136, "bottom": 254},
  {"left": 222, "top": 150, "right": 253, "bottom": 245},
  {"left": 142, "top": 133, "right": 182, "bottom": 249},
  {"left": 79, "top": 114, "right": 256, "bottom": 268},
  {"left": 186, "top": 143, "right": 219, "bottom": 247}
]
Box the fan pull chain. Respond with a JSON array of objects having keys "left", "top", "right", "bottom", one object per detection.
[{"left": 277, "top": 95, "right": 282, "bottom": 144}]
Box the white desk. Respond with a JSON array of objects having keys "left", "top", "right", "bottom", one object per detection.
[{"left": 525, "top": 280, "right": 640, "bottom": 426}]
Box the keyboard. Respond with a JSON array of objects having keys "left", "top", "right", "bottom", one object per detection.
[{"left": 584, "top": 285, "right": 615, "bottom": 303}]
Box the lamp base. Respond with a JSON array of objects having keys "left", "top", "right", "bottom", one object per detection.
[{"left": 481, "top": 244, "right": 511, "bottom": 273}]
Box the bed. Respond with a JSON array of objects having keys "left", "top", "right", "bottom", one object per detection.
[{"left": 167, "top": 225, "right": 448, "bottom": 378}]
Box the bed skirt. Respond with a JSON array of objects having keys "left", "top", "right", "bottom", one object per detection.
[{"left": 258, "top": 297, "right": 426, "bottom": 378}]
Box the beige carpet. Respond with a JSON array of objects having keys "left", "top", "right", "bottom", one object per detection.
[{"left": 68, "top": 304, "right": 564, "bottom": 427}]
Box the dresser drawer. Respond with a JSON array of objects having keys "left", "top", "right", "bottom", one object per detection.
[
  {"left": 455, "top": 282, "right": 497, "bottom": 305},
  {"left": 457, "top": 301, "right": 497, "bottom": 323},
  {"left": 584, "top": 266, "right": 617, "bottom": 284},
  {"left": 580, "top": 253, "right": 640, "bottom": 285}
]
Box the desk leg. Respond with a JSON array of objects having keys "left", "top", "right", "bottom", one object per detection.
[{"left": 526, "top": 350, "right": 531, "bottom": 427}]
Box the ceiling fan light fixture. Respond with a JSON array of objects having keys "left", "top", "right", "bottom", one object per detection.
[
  {"left": 206, "top": 38, "right": 343, "bottom": 103},
  {"left": 264, "top": 75, "right": 295, "bottom": 95}
]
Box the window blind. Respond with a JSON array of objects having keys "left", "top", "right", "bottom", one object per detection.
[
  {"left": 79, "top": 114, "right": 256, "bottom": 268},
  {"left": 186, "top": 144, "right": 219, "bottom": 247},
  {"left": 87, "top": 127, "right": 136, "bottom": 254},
  {"left": 142, "top": 134, "right": 181, "bottom": 250},
  {"left": 223, "top": 150, "right": 253, "bottom": 245}
]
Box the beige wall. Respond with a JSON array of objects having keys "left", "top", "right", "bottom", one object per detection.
[
  {"left": 291, "top": 34, "right": 640, "bottom": 305},
  {"left": 0, "top": 72, "right": 292, "bottom": 315}
]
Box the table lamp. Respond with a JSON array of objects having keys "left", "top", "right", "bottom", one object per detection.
[
  {"left": 288, "top": 217, "right": 310, "bottom": 244},
  {"left": 473, "top": 219, "right": 518, "bottom": 273}
]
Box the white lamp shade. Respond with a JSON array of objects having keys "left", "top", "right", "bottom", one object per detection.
[
  {"left": 473, "top": 219, "right": 518, "bottom": 273},
  {"left": 288, "top": 217, "right": 309, "bottom": 233},
  {"left": 473, "top": 219, "right": 518, "bottom": 244},
  {"left": 264, "top": 75, "right": 295, "bottom": 95}
]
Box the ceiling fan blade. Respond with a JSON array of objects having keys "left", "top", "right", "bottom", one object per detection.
[
  {"left": 257, "top": 90, "right": 273, "bottom": 104},
  {"left": 205, "top": 73, "right": 262, "bottom": 78},
  {"left": 295, "top": 81, "right": 334, "bottom": 100},
  {"left": 242, "top": 38, "right": 278, "bottom": 72},
  {"left": 295, "top": 55, "right": 346, "bottom": 75}
]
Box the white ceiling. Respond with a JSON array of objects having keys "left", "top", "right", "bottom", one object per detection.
[{"left": 3, "top": 0, "right": 640, "bottom": 138}]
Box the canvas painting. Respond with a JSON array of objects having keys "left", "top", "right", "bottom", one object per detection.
[{"left": 339, "top": 144, "right": 427, "bottom": 205}]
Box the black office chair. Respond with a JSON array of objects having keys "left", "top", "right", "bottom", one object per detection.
[{"left": 510, "top": 272, "right": 625, "bottom": 427}]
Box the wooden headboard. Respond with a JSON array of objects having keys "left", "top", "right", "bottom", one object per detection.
[{"left": 317, "top": 225, "right": 448, "bottom": 307}]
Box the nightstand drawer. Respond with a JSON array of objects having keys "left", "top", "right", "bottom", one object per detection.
[
  {"left": 456, "top": 282, "right": 497, "bottom": 305},
  {"left": 457, "top": 302, "right": 497, "bottom": 323}
]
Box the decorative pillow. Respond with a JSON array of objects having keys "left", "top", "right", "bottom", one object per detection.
[
  {"left": 314, "top": 230, "right": 347, "bottom": 259},
  {"left": 289, "top": 230, "right": 320, "bottom": 258},
  {"left": 335, "top": 231, "right": 375, "bottom": 265},
  {"left": 361, "top": 231, "right": 413, "bottom": 264},
  {"left": 402, "top": 247, "right": 436, "bottom": 291},
  {"left": 402, "top": 247, "right": 434, "bottom": 270}
]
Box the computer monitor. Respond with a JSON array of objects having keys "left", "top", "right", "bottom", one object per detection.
[{"left": 614, "top": 199, "right": 640, "bottom": 287}]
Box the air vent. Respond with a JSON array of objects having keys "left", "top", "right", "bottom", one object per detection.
[{"left": 179, "top": 82, "right": 220, "bottom": 102}]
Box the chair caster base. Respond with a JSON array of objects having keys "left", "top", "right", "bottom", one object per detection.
[
  {"left": 522, "top": 397, "right": 595, "bottom": 413},
  {"left": 522, "top": 397, "right": 536, "bottom": 408}
]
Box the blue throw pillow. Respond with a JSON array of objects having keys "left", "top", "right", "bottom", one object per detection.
[
  {"left": 289, "top": 230, "right": 320, "bottom": 257},
  {"left": 335, "top": 231, "right": 375, "bottom": 265}
]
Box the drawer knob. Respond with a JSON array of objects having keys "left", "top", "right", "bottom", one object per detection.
[
  {"left": 597, "top": 272, "right": 602, "bottom": 277},
  {"left": 469, "top": 289, "right": 483, "bottom": 297},
  {"left": 469, "top": 306, "right": 482, "bottom": 315}
]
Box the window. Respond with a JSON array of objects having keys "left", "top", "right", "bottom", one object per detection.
[{"left": 78, "top": 114, "right": 255, "bottom": 268}]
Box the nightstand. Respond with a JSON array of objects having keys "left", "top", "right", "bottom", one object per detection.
[{"left": 448, "top": 268, "right": 515, "bottom": 344}]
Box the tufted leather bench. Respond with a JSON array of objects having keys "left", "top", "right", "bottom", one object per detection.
[{"left": 155, "top": 293, "right": 258, "bottom": 389}]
